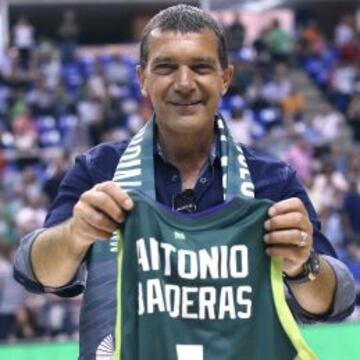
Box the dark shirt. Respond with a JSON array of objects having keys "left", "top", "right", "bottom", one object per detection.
[
  {"left": 43, "top": 140, "right": 335, "bottom": 256},
  {"left": 14, "top": 139, "right": 355, "bottom": 322}
]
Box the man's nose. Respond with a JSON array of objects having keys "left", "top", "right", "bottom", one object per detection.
[{"left": 174, "top": 66, "right": 195, "bottom": 94}]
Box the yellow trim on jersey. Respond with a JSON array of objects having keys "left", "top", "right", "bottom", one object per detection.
[
  {"left": 113, "top": 230, "right": 124, "bottom": 360},
  {"left": 271, "top": 257, "right": 319, "bottom": 360}
]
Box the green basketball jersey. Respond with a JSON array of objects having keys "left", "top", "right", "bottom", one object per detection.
[{"left": 114, "top": 191, "right": 317, "bottom": 360}]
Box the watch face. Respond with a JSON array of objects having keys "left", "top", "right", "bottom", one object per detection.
[
  {"left": 308, "top": 251, "right": 320, "bottom": 278},
  {"left": 284, "top": 251, "right": 320, "bottom": 284}
]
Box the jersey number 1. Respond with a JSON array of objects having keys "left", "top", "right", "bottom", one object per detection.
[{"left": 176, "top": 345, "right": 204, "bottom": 360}]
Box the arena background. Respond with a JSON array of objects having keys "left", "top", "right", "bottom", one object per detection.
[{"left": 0, "top": 0, "right": 360, "bottom": 359}]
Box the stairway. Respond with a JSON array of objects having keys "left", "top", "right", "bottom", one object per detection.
[{"left": 288, "top": 68, "right": 353, "bottom": 148}]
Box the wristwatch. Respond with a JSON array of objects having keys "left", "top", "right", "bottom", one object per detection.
[{"left": 283, "top": 250, "right": 321, "bottom": 284}]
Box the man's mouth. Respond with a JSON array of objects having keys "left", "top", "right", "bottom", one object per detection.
[{"left": 169, "top": 100, "right": 202, "bottom": 106}]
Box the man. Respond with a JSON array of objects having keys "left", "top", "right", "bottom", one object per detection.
[{"left": 15, "top": 4, "right": 354, "bottom": 359}]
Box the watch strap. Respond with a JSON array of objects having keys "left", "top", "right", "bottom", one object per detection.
[{"left": 283, "top": 250, "right": 321, "bottom": 284}]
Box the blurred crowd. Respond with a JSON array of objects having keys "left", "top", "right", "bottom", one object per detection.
[{"left": 1, "top": 9, "right": 360, "bottom": 343}]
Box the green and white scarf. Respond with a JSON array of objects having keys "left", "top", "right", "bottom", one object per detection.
[{"left": 112, "top": 113, "right": 254, "bottom": 201}]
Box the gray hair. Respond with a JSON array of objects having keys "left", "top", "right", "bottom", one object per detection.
[{"left": 140, "top": 4, "right": 229, "bottom": 69}]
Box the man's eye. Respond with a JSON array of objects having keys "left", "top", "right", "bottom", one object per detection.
[
  {"left": 192, "top": 64, "right": 212, "bottom": 74},
  {"left": 154, "top": 65, "right": 175, "bottom": 74}
]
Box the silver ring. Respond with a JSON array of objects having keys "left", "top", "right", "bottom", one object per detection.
[{"left": 299, "top": 231, "right": 308, "bottom": 247}]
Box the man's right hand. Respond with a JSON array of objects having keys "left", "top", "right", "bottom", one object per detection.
[
  {"left": 67, "top": 181, "right": 134, "bottom": 247},
  {"left": 30, "top": 181, "right": 134, "bottom": 288}
]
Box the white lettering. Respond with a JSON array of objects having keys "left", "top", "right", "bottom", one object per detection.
[
  {"left": 121, "top": 145, "right": 142, "bottom": 161},
  {"left": 241, "top": 182, "right": 255, "bottom": 197},
  {"left": 222, "top": 174, "right": 227, "bottom": 195},
  {"left": 138, "top": 282, "right": 145, "bottom": 315},
  {"left": 237, "top": 154, "right": 247, "bottom": 167},
  {"left": 160, "top": 242, "right": 176, "bottom": 276},
  {"left": 149, "top": 237, "right": 160, "bottom": 271},
  {"left": 178, "top": 250, "right": 198, "bottom": 280},
  {"left": 130, "top": 132, "right": 145, "bottom": 145},
  {"left": 117, "top": 159, "right": 141, "bottom": 169},
  {"left": 220, "top": 246, "right": 229, "bottom": 278},
  {"left": 236, "top": 286, "right": 252, "bottom": 319},
  {"left": 118, "top": 181, "right": 142, "bottom": 187},
  {"left": 136, "top": 238, "right": 150, "bottom": 272},
  {"left": 230, "top": 245, "right": 248, "bottom": 278},
  {"left": 220, "top": 156, "right": 228, "bottom": 167},
  {"left": 198, "top": 287, "right": 216, "bottom": 320},
  {"left": 165, "top": 284, "right": 180, "bottom": 318},
  {"left": 114, "top": 168, "right": 141, "bottom": 181},
  {"left": 239, "top": 168, "right": 250, "bottom": 179},
  {"left": 219, "top": 287, "right": 236, "bottom": 320},
  {"left": 182, "top": 287, "right": 198, "bottom": 319},
  {"left": 147, "top": 279, "right": 165, "bottom": 313},
  {"left": 199, "top": 247, "right": 219, "bottom": 279}
]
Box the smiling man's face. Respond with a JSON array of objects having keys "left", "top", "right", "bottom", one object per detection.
[{"left": 137, "top": 29, "right": 233, "bottom": 136}]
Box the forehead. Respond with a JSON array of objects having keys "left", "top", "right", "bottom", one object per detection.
[{"left": 146, "top": 29, "right": 220, "bottom": 64}]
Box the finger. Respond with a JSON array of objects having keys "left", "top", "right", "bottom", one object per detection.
[
  {"left": 81, "top": 190, "right": 125, "bottom": 223},
  {"left": 264, "top": 212, "right": 311, "bottom": 232},
  {"left": 265, "top": 245, "right": 310, "bottom": 264},
  {"left": 75, "top": 214, "right": 116, "bottom": 240},
  {"left": 79, "top": 222, "right": 114, "bottom": 241},
  {"left": 264, "top": 229, "right": 311, "bottom": 247},
  {"left": 95, "top": 181, "right": 133, "bottom": 210},
  {"left": 75, "top": 202, "right": 120, "bottom": 233},
  {"left": 268, "top": 197, "right": 306, "bottom": 217}
]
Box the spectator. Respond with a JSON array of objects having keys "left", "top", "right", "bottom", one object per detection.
[
  {"left": 312, "top": 103, "right": 344, "bottom": 143},
  {"left": 246, "top": 73, "right": 266, "bottom": 105},
  {"left": 105, "top": 54, "right": 131, "bottom": 86},
  {"left": 262, "top": 64, "right": 292, "bottom": 103},
  {"left": 335, "top": 14, "right": 355, "bottom": 47},
  {"left": 284, "top": 135, "right": 314, "bottom": 184},
  {"left": 338, "top": 36, "right": 360, "bottom": 63},
  {"left": 227, "top": 106, "right": 254, "bottom": 145},
  {"left": 230, "top": 57, "right": 255, "bottom": 95},
  {"left": 26, "top": 76, "right": 56, "bottom": 116},
  {"left": 226, "top": 13, "right": 246, "bottom": 51},
  {"left": 347, "top": 91, "right": 360, "bottom": 143},
  {"left": 57, "top": 10, "right": 80, "bottom": 64},
  {"left": 77, "top": 89, "right": 105, "bottom": 145},
  {"left": 11, "top": 105, "right": 38, "bottom": 151},
  {"left": 266, "top": 19, "right": 292, "bottom": 63},
  {"left": 309, "top": 162, "right": 348, "bottom": 214},
  {"left": 53, "top": 80, "right": 76, "bottom": 116},
  {"left": 329, "top": 61, "right": 357, "bottom": 111},
  {"left": 339, "top": 242, "right": 360, "bottom": 304},
  {"left": 38, "top": 47, "right": 61, "bottom": 91},
  {"left": 253, "top": 28, "right": 271, "bottom": 66},
  {"left": 20, "top": 166, "right": 44, "bottom": 202},
  {"left": 12, "top": 16, "right": 35, "bottom": 70},
  {"left": 42, "top": 152, "right": 68, "bottom": 202},
  {"left": 320, "top": 207, "right": 344, "bottom": 254},
  {"left": 87, "top": 59, "right": 107, "bottom": 101},
  {"left": 0, "top": 246, "right": 28, "bottom": 341},
  {"left": 280, "top": 87, "right": 305, "bottom": 122},
  {"left": 342, "top": 179, "right": 360, "bottom": 245},
  {"left": 14, "top": 193, "right": 47, "bottom": 238},
  {"left": 38, "top": 295, "right": 74, "bottom": 339},
  {"left": 301, "top": 20, "right": 321, "bottom": 50}
]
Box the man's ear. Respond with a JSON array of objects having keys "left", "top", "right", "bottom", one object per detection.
[
  {"left": 136, "top": 65, "right": 148, "bottom": 98},
  {"left": 221, "top": 64, "right": 234, "bottom": 96}
]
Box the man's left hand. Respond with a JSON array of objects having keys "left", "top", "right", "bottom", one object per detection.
[{"left": 264, "top": 197, "right": 313, "bottom": 276}]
